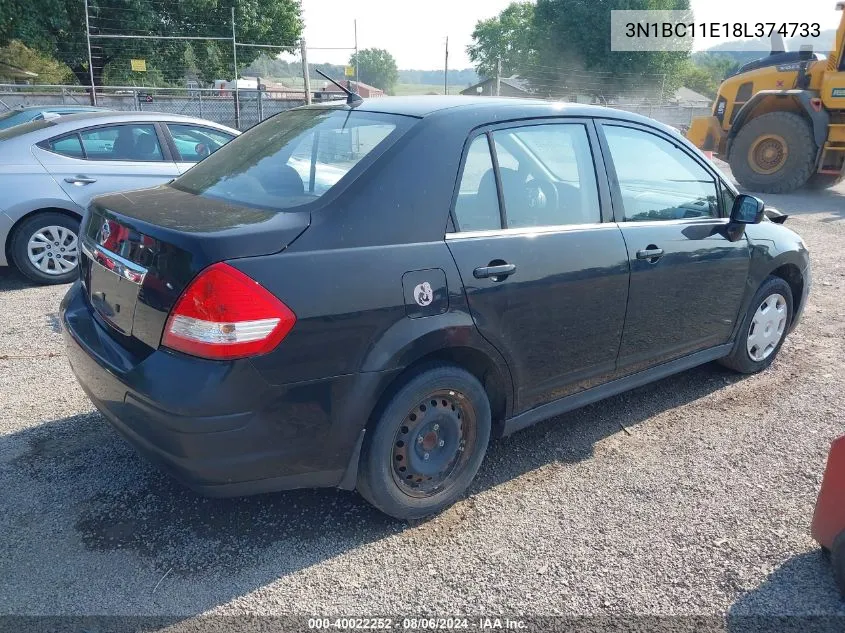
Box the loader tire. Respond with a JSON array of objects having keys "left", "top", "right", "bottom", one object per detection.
[{"left": 729, "top": 112, "right": 816, "bottom": 194}]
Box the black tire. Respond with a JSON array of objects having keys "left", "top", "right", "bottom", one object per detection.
[
  {"left": 729, "top": 112, "right": 816, "bottom": 194},
  {"left": 357, "top": 363, "right": 491, "bottom": 520},
  {"left": 10, "top": 212, "right": 81, "bottom": 285},
  {"left": 806, "top": 172, "right": 845, "bottom": 190},
  {"left": 833, "top": 530, "right": 845, "bottom": 599},
  {"left": 719, "top": 276, "right": 793, "bottom": 374}
]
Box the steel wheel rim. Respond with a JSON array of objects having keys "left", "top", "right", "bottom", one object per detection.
[
  {"left": 746, "top": 293, "right": 788, "bottom": 362},
  {"left": 748, "top": 134, "right": 788, "bottom": 175},
  {"left": 391, "top": 389, "right": 477, "bottom": 498},
  {"left": 27, "top": 225, "right": 79, "bottom": 275}
]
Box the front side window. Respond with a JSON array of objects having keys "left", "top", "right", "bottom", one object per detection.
[
  {"left": 78, "top": 124, "right": 164, "bottom": 161},
  {"left": 174, "top": 109, "right": 411, "bottom": 210},
  {"left": 167, "top": 123, "right": 234, "bottom": 162},
  {"left": 603, "top": 125, "right": 718, "bottom": 222}
]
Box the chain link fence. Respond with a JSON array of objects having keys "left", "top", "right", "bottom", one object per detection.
[
  {"left": 0, "top": 83, "right": 710, "bottom": 133},
  {"left": 0, "top": 84, "right": 312, "bottom": 130}
]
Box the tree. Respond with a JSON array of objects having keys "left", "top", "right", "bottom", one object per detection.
[
  {"left": 467, "top": 2, "right": 535, "bottom": 79},
  {"left": 0, "top": 40, "right": 74, "bottom": 83},
  {"left": 349, "top": 48, "right": 398, "bottom": 94},
  {"left": 1, "top": 0, "right": 302, "bottom": 88},
  {"left": 531, "top": 0, "right": 691, "bottom": 99}
]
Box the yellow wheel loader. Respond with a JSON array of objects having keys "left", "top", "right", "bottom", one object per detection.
[{"left": 687, "top": 3, "right": 845, "bottom": 193}]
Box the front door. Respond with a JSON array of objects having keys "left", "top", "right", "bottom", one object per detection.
[
  {"left": 446, "top": 121, "right": 630, "bottom": 413},
  {"left": 598, "top": 122, "right": 751, "bottom": 374},
  {"left": 34, "top": 122, "right": 179, "bottom": 212}
]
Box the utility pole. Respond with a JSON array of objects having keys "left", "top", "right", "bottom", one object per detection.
[
  {"left": 354, "top": 19, "right": 359, "bottom": 88},
  {"left": 83, "top": 0, "right": 98, "bottom": 105},
  {"left": 444, "top": 36, "right": 449, "bottom": 95},
  {"left": 301, "top": 39, "right": 312, "bottom": 105},
  {"left": 231, "top": 7, "right": 240, "bottom": 129},
  {"left": 495, "top": 58, "right": 502, "bottom": 96}
]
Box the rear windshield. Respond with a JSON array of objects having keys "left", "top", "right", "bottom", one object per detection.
[
  {"left": 0, "top": 118, "right": 55, "bottom": 139},
  {"left": 174, "top": 108, "right": 414, "bottom": 210}
]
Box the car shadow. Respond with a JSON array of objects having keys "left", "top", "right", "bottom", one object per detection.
[
  {"left": 726, "top": 551, "right": 845, "bottom": 632},
  {"left": 2, "top": 359, "right": 760, "bottom": 618},
  {"left": 0, "top": 265, "right": 74, "bottom": 291}
]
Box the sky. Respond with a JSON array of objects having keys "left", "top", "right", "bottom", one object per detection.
[{"left": 298, "top": 0, "right": 842, "bottom": 70}]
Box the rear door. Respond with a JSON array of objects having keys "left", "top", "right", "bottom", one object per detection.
[
  {"left": 596, "top": 121, "right": 751, "bottom": 374},
  {"left": 34, "top": 122, "right": 179, "bottom": 211},
  {"left": 446, "top": 120, "right": 630, "bottom": 414},
  {"left": 163, "top": 122, "right": 236, "bottom": 173}
]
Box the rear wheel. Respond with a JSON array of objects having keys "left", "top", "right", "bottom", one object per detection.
[
  {"left": 357, "top": 364, "right": 491, "bottom": 520},
  {"left": 10, "top": 212, "right": 80, "bottom": 285},
  {"left": 729, "top": 112, "right": 816, "bottom": 194},
  {"left": 719, "top": 276, "right": 793, "bottom": 374}
]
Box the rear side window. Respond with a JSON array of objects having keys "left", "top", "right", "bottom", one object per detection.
[
  {"left": 453, "top": 136, "right": 501, "bottom": 232},
  {"left": 47, "top": 134, "right": 85, "bottom": 159},
  {"left": 453, "top": 122, "right": 600, "bottom": 232},
  {"left": 174, "top": 109, "right": 413, "bottom": 210},
  {"left": 167, "top": 123, "right": 234, "bottom": 162},
  {"left": 78, "top": 124, "right": 164, "bottom": 161}
]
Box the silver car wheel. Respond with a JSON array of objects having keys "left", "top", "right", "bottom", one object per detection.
[
  {"left": 746, "top": 293, "right": 788, "bottom": 362},
  {"left": 27, "top": 225, "right": 79, "bottom": 276}
]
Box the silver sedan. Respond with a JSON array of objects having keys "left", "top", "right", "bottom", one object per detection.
[{"left": 0, "top": 111, "right": 238, "bottom": 284}]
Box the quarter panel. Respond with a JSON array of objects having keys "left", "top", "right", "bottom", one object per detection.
[{"left": 233, "top": 240, "right": 471, "bottom": 385}]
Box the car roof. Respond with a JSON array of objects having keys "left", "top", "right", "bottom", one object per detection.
[
  {"left": 28, "top": 110, "right": 240, "bottom": 135},
  {"left": 305, "top": 95, "right": 677, "bottom": 132},
  {"left": 14, "top": 105, "right": 106, "bottom": 113}
]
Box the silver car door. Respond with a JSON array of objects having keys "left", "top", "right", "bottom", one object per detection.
[{"left": 33, "top": 122, "right": 179, "bottom": 210}]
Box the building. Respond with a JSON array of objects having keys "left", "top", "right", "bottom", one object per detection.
[
  {"left": 0, "top": 61, "right": 38, "bottom": 84},
  {"left": 460, "top": 75, "right": 532, "bottom": 97},
  {"left": 673, "top": 87, "right": 712, "bottom": 107},
  {"left": 320, "top": 79, "right": 385, "bottom": 99}
]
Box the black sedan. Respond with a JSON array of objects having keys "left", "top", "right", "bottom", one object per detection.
[{"left": 61, "top": 96, "right": 810, "bottom": 520}]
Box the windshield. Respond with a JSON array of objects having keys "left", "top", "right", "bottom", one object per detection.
[{"left": 174, "top": 108, "right": 414, "bottom": 210}]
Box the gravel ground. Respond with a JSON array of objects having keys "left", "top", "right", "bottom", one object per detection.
[{"left": 0, "top": 177, "right": 843, "bottom": 625}]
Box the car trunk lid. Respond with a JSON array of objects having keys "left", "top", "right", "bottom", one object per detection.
[{"left": 79, "top": 184, "right": 310, "bottom": 351}]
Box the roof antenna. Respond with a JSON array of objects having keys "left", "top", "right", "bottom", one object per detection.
[{"left": 314, "top": 69, "right": 363, "bottom": 105}]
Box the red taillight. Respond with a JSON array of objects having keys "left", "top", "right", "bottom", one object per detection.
[{"left": 162, "top": 262, "right": 296, "bottom": 360}]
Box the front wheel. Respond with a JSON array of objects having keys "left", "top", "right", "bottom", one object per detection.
[
  {"left": 357, "top": 364, "right": 491, "bottom": 520},
  {"left": 719, "top": 276, "right": 793, "bottom": 374},
  {"left": 10, "top": 212, "right": 81, "bottom": 285}
]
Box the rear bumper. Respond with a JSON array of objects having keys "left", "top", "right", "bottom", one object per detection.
[{"left": 61, "top": 281, "right": 398, "bottom": 496}]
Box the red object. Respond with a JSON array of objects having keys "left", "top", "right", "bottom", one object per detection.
[
  {"left": 162, "top": 262, "right": 296, "bottom": 360},
  {"left": 811, "top": 435, "right": 845, "bottom": 550}
]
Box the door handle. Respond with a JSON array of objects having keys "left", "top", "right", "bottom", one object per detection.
[
  {"left": 65, "top": 176, "right": 97, "bottom": 185},
  {"left": 473, "top": 263, "right": 516, "bottom": 279},
  {"left": 636, "top": 247, "right": 664, "bottom": 262}
]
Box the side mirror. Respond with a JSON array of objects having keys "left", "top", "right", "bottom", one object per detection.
[{"left": 730, "top": 194, "right": 765, "bottom": 225}]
